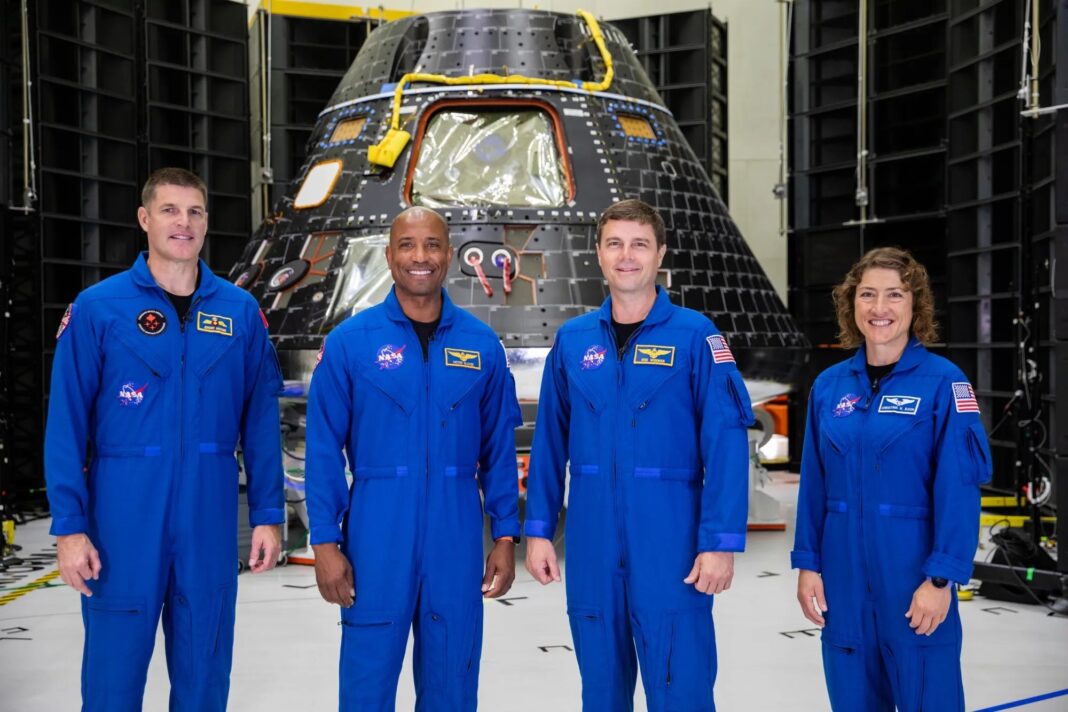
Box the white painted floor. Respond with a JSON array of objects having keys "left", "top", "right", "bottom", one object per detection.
[{"left": 2, "top": 472, "right": 1066, "bottom": 711}]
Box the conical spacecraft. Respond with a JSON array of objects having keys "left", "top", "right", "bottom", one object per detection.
[{"left": 230, "top": 9, "right": 808, "bottom": 448}]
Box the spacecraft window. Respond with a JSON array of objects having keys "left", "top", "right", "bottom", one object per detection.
[
  {"left": 408, "top": 102, "right": 572, "bottom": 208},
  {"left": 294, "top": 159, "right": 343, "bottom": 209}
]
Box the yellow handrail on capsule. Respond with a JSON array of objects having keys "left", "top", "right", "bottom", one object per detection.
[{"left": 367, "top": 9, "right": 615, "bottom": 168}]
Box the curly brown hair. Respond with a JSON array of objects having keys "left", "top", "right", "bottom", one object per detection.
[{"left": 832, "top": 247, "right": 939, "bottom": 348}]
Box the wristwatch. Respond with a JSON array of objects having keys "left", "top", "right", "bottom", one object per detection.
[{"left": 930, "top": 576, "right": 949, "bottom": 589}]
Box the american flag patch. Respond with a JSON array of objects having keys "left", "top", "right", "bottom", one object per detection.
[
  {"left": 706, "top": 334, "right": 735, "bottom": 364},
  {"left": 952, "top": 382, "right": 980, "bottom": 413}
]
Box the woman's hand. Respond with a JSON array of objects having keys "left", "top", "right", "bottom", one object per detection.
[{"left": 905, "top": 579, "right": 952, "bottom": 635}]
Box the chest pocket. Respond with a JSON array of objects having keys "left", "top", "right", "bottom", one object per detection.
[
  {"left": 436, "top": 362, "right": 489, "bottom": 417},
  {"left": 820, "top": 420, "right": 852, "bottom": 457},
  {"left": 568, "top": 369, "right": 606, "bottom": 414},
  {"left": 353, "top": 363, "right": 415, "bottom": 416},
  {"left": 875, "top": 413, "right": 932, "bottom": 456},
  {"left": 98, "top": 333, "right": 174, "bottom": 451},
  {"left": 194, "top": 334, "right": 242, "bottom": 383}
]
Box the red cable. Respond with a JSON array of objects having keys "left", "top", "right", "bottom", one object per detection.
[
  {"left": 502, "top": 256, "right": 513, "bottom": 295},
  {"left": 470, "top": 258, "right": 493, "bottom": 298}
]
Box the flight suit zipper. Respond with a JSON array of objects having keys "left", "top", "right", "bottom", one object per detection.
[
  {"left": 611, "top": 324, "right": 641, "bottom": 570},
  {"left": 857, "top": 370, "right": 888, "bottom": 596}
]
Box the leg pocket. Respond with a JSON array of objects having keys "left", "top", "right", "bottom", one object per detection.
[
  {"left": 661, "top": 608, "right": 715, "bottom": 711},
  {"left": 340, "top": 608, "right": 402, "bottom": 706},
  {"left": 567, "top": 608, "right": 609, "bottom": 689},
  {"left": 881, "top": 642, "right": 961, "bottom": 712},
  {"left": 84, "top": 595, "right": 151, "bottom": 701},
  {"left": 917, "top": 645, "right": 964, "bottom": 712}
]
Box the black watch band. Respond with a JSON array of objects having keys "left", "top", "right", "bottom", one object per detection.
[{"left": 930, "top": 576, "right": 949, "bottom": 589}]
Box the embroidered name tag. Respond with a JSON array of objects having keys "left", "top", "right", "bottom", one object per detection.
[
  {"left": 633, "top": 345, "right": 675, "bottom": 367},
  {"left": 445, "top": 348, "right": 481, "bottom": 370},
  {"left": 877, "top": 395, "right": 921, "bottom": 416},
  {"left": 196, "top": 311, "right": 233, "bottom": 336}
]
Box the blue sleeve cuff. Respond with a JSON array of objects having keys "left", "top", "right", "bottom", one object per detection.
[
  {"left": 309, "top": 524, "right": 343, "bottom": 546},
  {"left": 490, "top": 517, "right": 520, "bottom": 542},
  {"left": 698, "top": 532, "right": 746, "bottom": 553},
  {"left": 922, "top": 552, "right": 973, "bottom": 585},
  {"left": 523, "top": 519, "right": 556, "bottom": 540},
  {"left": 790, "top": 550, "right": 822, "bottom": 572},
  {"left": 249, "top": 507, "right": 285, "bottom": 528},
  {"left": 49, "top": 515, "right": 88, "bottom": 537}
]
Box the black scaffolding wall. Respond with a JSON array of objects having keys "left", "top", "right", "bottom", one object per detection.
[{"left": 1, "top": 0, "right": 250, "bottom": 510}]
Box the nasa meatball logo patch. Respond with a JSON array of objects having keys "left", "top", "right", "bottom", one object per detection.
[
  {"left": 137, "top": 309, "right": 167, "bottom": 335},
  {"left": 833, "top": 393, "right": 862, "bottom": 418},
  {"left": 117, "top": 382, "right": 147, "bottom": 407},
  {"left": 877, "top": 395, "right": 921, "bottom": 416},
  {"left": 581, "top": 345, "right": 607, "bottom": 370},
  {"left": 375, "top": 344, "right": 406, "bottom": 370}
]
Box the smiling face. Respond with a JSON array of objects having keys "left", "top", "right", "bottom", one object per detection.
[
  {"left": 596, "top": 219, "right": 666, "bottom": 299},
  {"left": 137, "top": 184, "right": 208, "bottom": 265},
  {"left": 854, "top": 267, "right": 913, "bottom": 355},
  {"left": 386, "top": 210, "right": 454, "bottom": 300}
]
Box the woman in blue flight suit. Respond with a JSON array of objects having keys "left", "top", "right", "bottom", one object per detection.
[{"left": 791, "top": 247, "right": 992, "bottom": 711}]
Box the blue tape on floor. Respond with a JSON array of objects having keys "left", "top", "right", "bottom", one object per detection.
[{"left": 973, "top": 688, "right": 1068, "bottom": 711}]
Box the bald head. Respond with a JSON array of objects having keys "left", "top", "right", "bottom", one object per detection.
[
  {"left": 385, "top": 206, "right": 454, "bottom": 305},
  {"left": 390, "top": 206, "right": 449, "bottom": 244}
]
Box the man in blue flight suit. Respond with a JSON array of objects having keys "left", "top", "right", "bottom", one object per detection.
[
  {"left": 305, "top": 206, "right": 522, "bottom": 711},
  {"left": 524, "top": 199, "right": 754, "bottom": 711},
  {"left": 45, "top": 167, "right": 285, "bottom": 711},
  {"left": 792, "top": 250, "right": 992, "bottom": 710}
]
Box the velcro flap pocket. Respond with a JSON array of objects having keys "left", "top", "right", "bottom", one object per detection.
[
  {"left": 964, "top": 421, "right": 993, "bottom": 485},
  {"left": 825, "top": 499, "right": 848, "bottom": 513},
  {"left": 725, "top": 371, "right": 755, "bottom": 427},
  {"left": 352, "top": 465, "right": 409, "bottom": 480},
  {"left": 634, "top": 467, "right": 699, "bottom": 481},
  {"left": 570, "top": 464, "right": 600, "bottom": 477}
]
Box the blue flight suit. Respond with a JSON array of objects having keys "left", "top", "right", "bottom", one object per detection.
[
  {"left": 44, "top": 252, "right": 284, "bottom": 712},
  {"left": 791, "top": 338, "right": 992, "bottom": 711},
  {"left": 305, "top": 287, "right": 521, "bottom": 712},
  {"left": 524, "top": 287, "right": 754, "bottom": 712}
]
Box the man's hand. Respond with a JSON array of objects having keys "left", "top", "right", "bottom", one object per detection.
[
  {"left": 796, "top": 569, "right": 828, "bottom": 627},
  {"left": 905, "top": 579, "right": 952, "bottom": 636},
  {"left": 524, "top": 536, "right": 561, "bottom": 585},
  {"left": 482, "top": 538, "right": 516, "bottom": 598},
  {"left": 56, "top": 533, "right": 101, "bottom": 597},
  {"left": 248, "top": 524, "right": 282, "bottom": 573},
  {"left": 683, "top": 551, "right": 734, "bottom": 595},
  {"left": 312, "top": 543, "right": 355, "bottom": 607}
]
